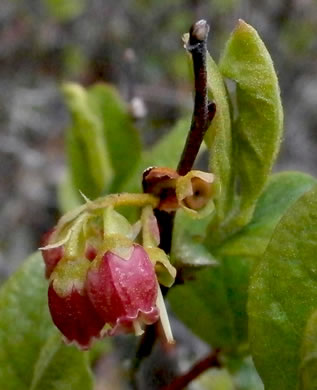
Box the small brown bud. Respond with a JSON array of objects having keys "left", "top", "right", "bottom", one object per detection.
[{"left": 142, "top": 167, "right": 180, "bottom": 212}]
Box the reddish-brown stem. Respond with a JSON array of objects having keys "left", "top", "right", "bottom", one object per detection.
[
  {"left": 177, "top": 19, "right": 215, "bottom": 176},
  {"left": 155, "top": 19, "right": 213, "bottom": 259},
  {"left": 160, "top": 350, "right": 222, "bottom": 390},
  {"left": 132, "top": 20, "right": 216, "bottom": 389}
]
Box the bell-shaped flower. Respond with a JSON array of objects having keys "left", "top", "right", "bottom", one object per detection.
[
  {"left": 48, "top": 257, "right": 105, "bottom": 349},
  {"left": 86, "top": 243, "right": 159, "bottom": 336}
]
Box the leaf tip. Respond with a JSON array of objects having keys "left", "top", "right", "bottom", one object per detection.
[{"left": 236, "top": 19, "right": 252, "bottom": 33}]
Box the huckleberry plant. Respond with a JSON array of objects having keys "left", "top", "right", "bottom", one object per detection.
[{"left": 1, "top": 18, "right": 317, "bottom": 390}]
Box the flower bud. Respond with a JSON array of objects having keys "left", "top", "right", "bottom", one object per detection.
[
  {"left": 48, "top": 257, "right": 105, "bottom": 349},
  {"left": 86, "top": 244, "right": 159, "bottom": 336},
  {"left": 40, "top": 229, "right": 64, "bottom": 278}
]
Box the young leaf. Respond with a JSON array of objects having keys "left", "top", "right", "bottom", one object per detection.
[
  {"left": 219, "top": 20, "right": 283, "bottom": 229},
  {"left": 0, "top": 252, "right": 93, "bottom": 390},
  {"left": 63, "top": 83, "right": 113, "bottom": 200},
  {"left": 87, "top": 83, "right": 142, "bottom": 192},
  {"left": 206, "top": 53, "right": 234, "bottom": 223},
  {"left": 248, "top": 185, "right": 317, "bottom": 390}
]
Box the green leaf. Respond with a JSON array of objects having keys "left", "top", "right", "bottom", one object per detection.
[
  {"left": 248, "top": 185, "right": 317, "bottom": 390},
  {"left": 0, "top": 252, "right": 93, "bottom": 390},
  {"left": 87, "top": 83, "right": 142, "bottom": 192},
  {"left": 168, "top": 262, "right": 237, "bottom": 349},
  {"left": 170, "top": 254, "right": 251, "bottom": 348},
  {"left": 63, "top": 83, "right": 113, "bottom": 200},
  {"left": 173, "top": 208, "right": 213, "bottom": 245},
  {"left": 123, "top": 118, "right": 192, "bottom": 193},
  {"left": 300, "top": 310, "right": 317, "bottom": 389},
  {"left": 206, "top": 53, "right": 234, "bottom": 223},
  {"left": 221, "top": 255, "right": 252, "bottom": 346},
  {"left": 176, "top": 172, "right": 316, "bottom": 351},
  {"left": 216, "top": 172, "right": 317, "bottom": 257},
  {"left": 219, "top": 20, "right": 283, "bottom": 228},
  {"left": 216, "top": 172, "right": 316, "bottom": 347},
  {"left": 30, "top": 333, "right": 93, "bottom": 390},
  {"left": 170, "top": 206, "right": 240, "bottom": 349}
]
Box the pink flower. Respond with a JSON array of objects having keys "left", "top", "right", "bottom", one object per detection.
[
  {"left": 48, "top": 257, "right": 105, "bottom": 349},
  {"left": 48, "top": 283, "right": 105, "bottom": 349},
  {"left": 86, "top": 244, "right": 159, "bottom": 335}
]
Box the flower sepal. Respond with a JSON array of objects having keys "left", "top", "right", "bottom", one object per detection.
[
  {"left": 176, "top": 170, "right": 216, "bottom": 218},
  {"left": 146, "top": 247, "right": 176, "bottom": 288}
]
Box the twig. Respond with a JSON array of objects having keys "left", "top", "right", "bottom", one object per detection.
[
  {"left": 131, "top": 20, "right": 215, "bottom": 389},
  {"left": 160, "top": 350, "right": 222, "bottom": 390},
  {"left": 177, "top": 19, "right": 215, "bottom": 176},
  {"left": 155, "top": 19, "right": 213, "bottom": 257}
]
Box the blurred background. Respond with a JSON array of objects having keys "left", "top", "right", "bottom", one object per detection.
[{"left": 1, "top": 0, "right": 317, "bottom": 288}]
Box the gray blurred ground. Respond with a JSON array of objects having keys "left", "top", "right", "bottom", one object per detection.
[{"left": 1, "top": 0, "right": 317, "bottom": 279}]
